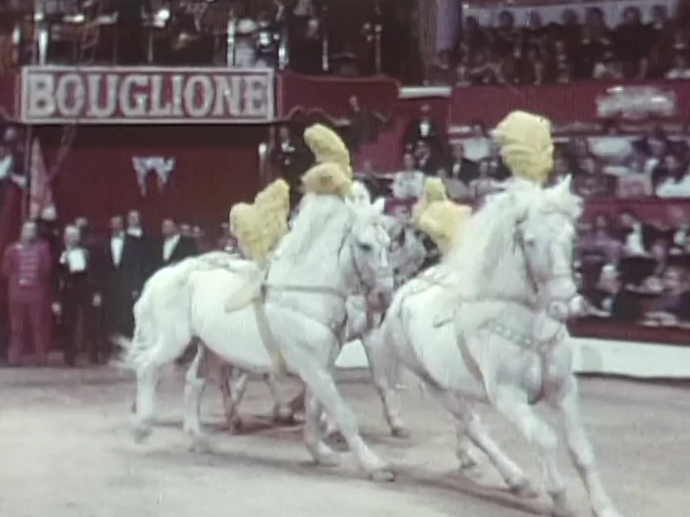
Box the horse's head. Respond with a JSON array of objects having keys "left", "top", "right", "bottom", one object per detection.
[
  {"left": 513, "top": 175, "right": 585, "bottom": 321},
  {"left": 346, "top": 197, "right": 395, "bottom": 305}
]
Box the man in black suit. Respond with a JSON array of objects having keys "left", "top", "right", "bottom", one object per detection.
[
  {"left": 402, "top": 103, "right": 443, "bottom": 154},
  {"left": 56, "top": 225, "right": 99, "bottom": 365},
  {"left": 157, "top": 218, "right": 198, "bottom": 270},
  {"left": 126, "top": 209, "right": 155, "bottom": 283},
  {"left": 414, "top": 139, "right": 442, "bottom": 176},
  {"left": 95, "top": 215, "right": 148, "bottom": 349},
  {"left": 444, "top": 143, "right": 479, "bottom": 185}
]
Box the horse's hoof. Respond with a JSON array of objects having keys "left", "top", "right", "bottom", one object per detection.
[
  {"left": 391, "top": 426, "right": 410, "bottom": 439},
  {"left": 509, "top": 479, "right": 540, "bottom": 499},
  {"left": 189, "top": 438, "right": 212, "bottom": 454},
  {"left": 225, "top": 418, "right": 243, "bottom": 434},
  {"left": 274, "top": 412, "right": 296, "bottom": 426},
  {"left": 595, "top": 509, "right": 624, "bottom": 517},
  {"left": 369, "top": 469, "right": 396, "bottom": 483},
  {"left": 316, "top": 452, "right": 341, "bottom": 467},
  {"left": 132, "top": 425, "right": 151, "bottom": 443}
]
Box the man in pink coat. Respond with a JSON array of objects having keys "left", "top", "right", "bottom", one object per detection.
[{"left": 2, "top": 220, "right": 53, "bottom": 366}]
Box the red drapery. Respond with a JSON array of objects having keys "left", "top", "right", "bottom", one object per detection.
[{"left": 36, "top": 125, "right": 266, "bottom": 234}]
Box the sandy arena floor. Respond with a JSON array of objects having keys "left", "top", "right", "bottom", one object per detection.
[{"left": 0, "top": 364, "right": 688, "bottom": 517}]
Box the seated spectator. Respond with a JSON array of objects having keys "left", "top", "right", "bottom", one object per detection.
[
  {"left": 586, "top": 264, "right": 642, "bottom": 322},
  {"left": 438, "top": 142, "right": 477, "bottom": 199},
  {"left": 414, "top": 139, "right": 441, "bottom": 176},
  {"left": 573, "top": 156, "right": 615, "bottom": 198},
  {"left": 642, "top": 266, "right": 690, "bottom": 326},
  {"left": 590, "top": 121, "right": 634, "bottom": 165},
  {"left": 463, "top": 121, "right": 492, "bottom": 163},
  {"left": 469, "top": 159, "right": 502, "bottom": 200},
  {"left": 668, "top": 205, "right": 690, "bottom": 250},
  {"left": 592, "top": 50, "right": 623, "bottom": 80},
  {"left": 665, "top": 53, "right": 690, "bottom": 79},
  {"left": 656, "top": 163, "right": 690, "bottom": 198},
  {"left": 391, "top": 152, "right": 425, "bottom": 200},
  {"left": 616, "top": 209, "right": 649, "bottom": 256},
  {"left": 579, "top": 213, "right": 623, "bottom": 263}
]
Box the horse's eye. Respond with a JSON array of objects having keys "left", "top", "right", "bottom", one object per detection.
[{"left": 359, "top": 243, "right": 373, "bottom": 253}]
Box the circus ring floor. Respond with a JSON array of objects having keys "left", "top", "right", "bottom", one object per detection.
[{"left": 0, "top": 364, "right": 687, "bottom": 517}]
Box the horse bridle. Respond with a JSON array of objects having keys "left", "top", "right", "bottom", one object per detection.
[{"left": 514, "top": 215, "right": 584, "bottom": 323}]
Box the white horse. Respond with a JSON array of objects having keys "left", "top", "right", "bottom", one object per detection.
[
  {"left": 366, "top": 177, "right": 624, "bottom": 517},
  {"left": 122, "top": 193, "right": 398, "bottom": 481},
  {"left": 211, "top": 217, "right": 427, "bottom": 436}
]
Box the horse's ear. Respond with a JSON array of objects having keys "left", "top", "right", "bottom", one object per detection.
[
  {"left": 372, "top": 197, "right": 386, "bottom": 214},
  {"left": 559, "top": 174, "right": 573, "bottom": 192}
]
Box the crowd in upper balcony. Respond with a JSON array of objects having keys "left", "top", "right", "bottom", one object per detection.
[{"left": 435, "top": 3, "right": 690, "bottom": 87}]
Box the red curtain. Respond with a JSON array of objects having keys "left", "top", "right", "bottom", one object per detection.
[{"left": 36, "top": 124, "right": 266, "bottom": 235}]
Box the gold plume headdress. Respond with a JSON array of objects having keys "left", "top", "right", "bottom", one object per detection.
[
  {"left": 411, "top": 178, "right": 472, "bottom": 256},
  {"left": 229, "top": 178, "right": 291, "bottom": 265},
  {"left": 492, "top": 110, "right": 554, "bottom": 186},
  {"left": 300, "top": 124, "right": 354, "bottom": 199}
]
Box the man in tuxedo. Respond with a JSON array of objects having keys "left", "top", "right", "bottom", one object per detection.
[
  {"left": 414, "top": 139, "right": 442, "bottom": 176},
  {"left": 444, "top": 143, "right": 479, "bottom": 184},
  {"left": 126, "top": 209, "right": 154, "bottom": 282},
  {"left": 157, "top": 218, "right": 198, "bottom": 270},
  {"left": 95, "top": 215, "right": 148, "bottom": 350},
  {"left": 56, "top": 225, "right": 98, "bottom": 365},
  {"left": 402, "top": 104, "right": 443, "bottom": 155}
]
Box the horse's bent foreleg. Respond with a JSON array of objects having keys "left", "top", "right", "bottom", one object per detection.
[
  {"left": 494, "top": 387, "right": 571, "bottom": 517},
  {"left": 554, "top": 377, "right": 624, "bottom": 517},
  {"left": 286, "top": 344, "right": 394, "bottom": 482},
  {"left": 442, "top": 391, "right": 537, "bottom": 497},
  {"left": 303, "top": 388, "right": 339, "bottom": 466},
  {"left": 364, "top": 331, "right": 408, "bottom": 437}
]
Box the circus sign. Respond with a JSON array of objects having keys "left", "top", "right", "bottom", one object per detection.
[
  {"left": 19, "top": 66, "right": 275, "bottom": 124},
  {"left": 596, "top": 86, "right": 677, "bottom": 120}
]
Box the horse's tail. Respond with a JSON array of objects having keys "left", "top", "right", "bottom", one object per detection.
[{"left": 112, "top": 288, "right": 158, "bottom": 373}]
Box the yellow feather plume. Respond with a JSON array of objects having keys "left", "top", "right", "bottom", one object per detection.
[
  {"left": 229, "top": 178, "right": 291, "bottom": 264},
  {"left": 304, "top": 124, "right": 352, "bottom": 174},
  {"left": 492, "top": 110, "right": 554, "bottom": 185},
  {"left": 412, "top": 178, "right": 472, "bottom": 255},
  {"left": 300, "top": 124, "right": 354, "bottom": 199}
]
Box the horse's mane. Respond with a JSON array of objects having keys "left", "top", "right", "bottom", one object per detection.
[
  {"left": 272, "top": 193, "right": 351, "bottom": 270},
  {"left": 443, "top": 178, "right": 582, "bottom": 301}
]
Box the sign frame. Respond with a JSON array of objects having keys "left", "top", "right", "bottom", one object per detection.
[{"left": 19, "top": 65, "right": 276, "bottom": 125}]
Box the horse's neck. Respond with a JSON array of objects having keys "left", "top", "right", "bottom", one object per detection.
[
  {"left": 477, "top": 252, "right": 538, "bottom": 307},
  {"left": 268, "top": 205, "right": 351, "bottom": 294}
]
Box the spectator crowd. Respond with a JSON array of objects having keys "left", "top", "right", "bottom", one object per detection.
[
  {"left": 444, "top": 4, "right": 690, "bottom": 87},
  {"left": 0, "top": 208, "right": 236, "bottom": 367}
]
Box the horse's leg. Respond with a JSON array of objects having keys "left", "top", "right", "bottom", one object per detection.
[
  {"left": 303, "top": 388, "right": 339, "bottom": 467},
  {"left": 220, "top": 365, "right": 247, "bottom": 434},
  {"left": 494, "top": 387, "right": 571, "bottom": 517},
  {"left": 553, "top": 377, "right": 623, "bottom": 517},
  {"left": 265, "top": 373, "right": 295, "bottom": 424},
  {"left": 131, "top": 337, "right": 184, "bottom": 442},
  {"left": 286, "top": 346, "right": 394, "bottom": 481},
  {"left": 366, "top": 329, "right": 409, "bottom": 437},
  {"left": 288, "top": 384, "right": 307, "bottom": 415},
  {"left": 441, "top": 391, "right": 538, "bottom": 497},
  {"left": 183, "top": 345, "right": 211, "bottom": 452}
]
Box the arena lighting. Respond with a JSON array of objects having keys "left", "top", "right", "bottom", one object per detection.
[{"left": 155, "top": 8, "right": 171, "bottom": 24}]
